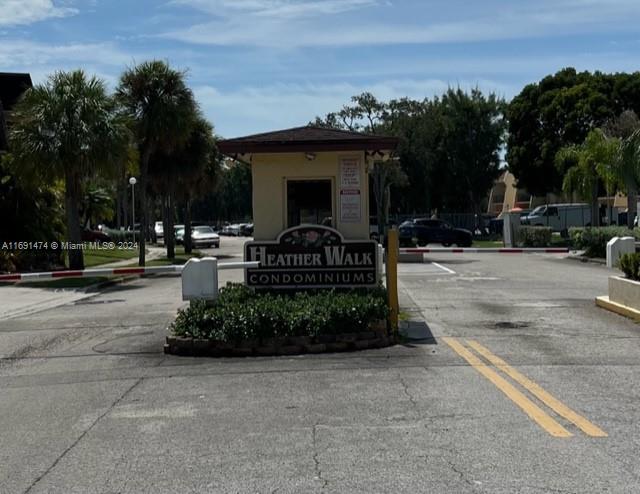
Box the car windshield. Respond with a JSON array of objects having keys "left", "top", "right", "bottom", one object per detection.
[
  {"left": 530, "top": 206, "right": 546, "bottom": 216},
  {"left": 194, "top": 226, "right": 213, "bottom": 234}
]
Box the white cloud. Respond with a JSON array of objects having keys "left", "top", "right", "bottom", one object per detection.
[
  {"left": 0, "top": 39, "right": 136, "bottom": 68},
  {"left": 194, "top": 78, "right": 514, "bottom": 137},
  {"left": 0, "top": 0, "right": 78, "bottom": 26},
  {"left": 170, "top": 0, "right": 377, "bottom": 19},
  {"left": 162, "top": 0, "right": 640, "bottom": 47}
]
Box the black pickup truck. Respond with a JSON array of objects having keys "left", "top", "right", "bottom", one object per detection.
[{"left": 398, "top": 218, "right": 473, "bottom": 247}]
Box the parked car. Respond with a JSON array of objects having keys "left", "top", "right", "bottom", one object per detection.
[
  {"left": 181, "top": 226, "right": 220, "bottom": 248},
  {"left": 398, "top": 218, "right": 473, "bottom": 247},
  {"left": 82, "top": 229, "right": 111, "bottom": 243},
  {"left": 154, "top": 221, "right": 164, "bottom": 240},
  {"left": 521, "top": 203, "right": 591, "bottom": 231},
  {"left": 221, "top": 224, "right": 241, "bottom": 236},
  {"left": 240, "top": 223, "right": 254, "bottom": 236},
  {"left": 173, "top": 224, "right": 185, "bottom": 244}
]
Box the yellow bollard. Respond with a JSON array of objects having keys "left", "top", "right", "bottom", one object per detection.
[{"left": 386, "top": 228, "right": 399, "bottom": 335}]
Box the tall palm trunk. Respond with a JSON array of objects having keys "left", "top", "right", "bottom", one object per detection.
[
  {"left": 184, "top": 197, "right": 193, "bottom": 254},
  {"left": 166, "top": 189, "right": 175, "bottom": 260},
  {"left": 64, "top": 170, "right": 84, "bottom": 270},
  {"left": 591, "top": 180, "right": 600, "bottom": 227},
  {"left": 627, "top": 184, "right": 637, "bottom": 229}
]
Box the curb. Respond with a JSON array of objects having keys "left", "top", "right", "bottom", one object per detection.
[
  {"left": 164, "top": 331, "right": 394, "bottom": 357},
  {"left": 567, "top": 255, "right": 607, "bottom": 265},
  {"left": 82, "top": 275, "right": 138, "bottom": 293},
  {"left": 595, "top": 295, "right": 640, "bottom": 321}
]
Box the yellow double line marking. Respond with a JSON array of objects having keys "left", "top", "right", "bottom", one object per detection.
[{"left": 443, "top": 337, "right": 607, "bottom": 438}]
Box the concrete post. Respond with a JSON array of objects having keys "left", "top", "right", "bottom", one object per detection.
[
  {"left": 606, "top": 237, "right": 635, "bottom": 269},
  {"left": 181, "top": 257, "right": 219, "bottom": 301},
  {"left": 386, "top": 229, "right": 399, "bottom": 335},
  {"left": 503, "top": 212, "right": 521, "bottom": 247}
]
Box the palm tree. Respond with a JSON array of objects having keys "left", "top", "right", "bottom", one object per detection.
[
  {"left": 614, "top": 130, "right": 640, "bottom": 228},
  {"left": 556, "top": 129, "right": 618, "bottom": 227},
  {"left": 151, "top": 117, "right": 218, "bottom": 256},
  {"left": 116, "top": 61, "right": 197, "bottom": 266},
  {"left": 9, "top": 70, "right": 128, "bottom": 269}
]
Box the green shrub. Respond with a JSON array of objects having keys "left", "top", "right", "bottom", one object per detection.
[
  {"left": 171, "top": 283, "right": 390, "bottom": 341},
  {"left": 517, "top": 226, "right": 552, "bottom": 247},
  {"left": 569, "top": 227, "right": 640, "bottom": 258},
  {"left": 619, "top": 252, "right": 640, "bottom": 281},
  {"left": 105, "top": 228, "right": 136, "bottom": 242}
]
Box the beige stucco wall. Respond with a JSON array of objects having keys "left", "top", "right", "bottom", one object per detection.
[{"left": 250, "top": 151, "right": 370, "bottom": 240}]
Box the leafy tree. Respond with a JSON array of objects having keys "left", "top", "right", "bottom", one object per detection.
[
  {"left": 191, "top": 160, "right": 251, "bottom": 223},
  {"left": 316, "top": 89, "right": 505, "bottom": 219},
  {"left": 79, "top": 185, "right": 114, "bottom": 229},
  {"left": 507, "top": 68, "right": 640, "bottom": 196},
  {"left": 116, "top": 61, "right": 197, "bottom": 265},
  {"left": 8, "top": 70, "right": 128, "bottom": 269},
  {"left": 603, "top": 110, "right": 640, "bottom": 227},
  {"left": 438, "top": 88, "right": 506, "bottom": 214}
]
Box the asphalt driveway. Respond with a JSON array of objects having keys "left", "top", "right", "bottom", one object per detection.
[{"left": 1, "top": 250, "right": 639, "bottom": 493}]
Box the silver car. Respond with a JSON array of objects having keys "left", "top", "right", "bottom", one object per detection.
[{"left": 178, "top": 226, "right": 220, "bottom": 248}]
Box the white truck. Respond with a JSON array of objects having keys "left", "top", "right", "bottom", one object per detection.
[{"left": 522, "top": 203, "right": 591, "bottom": 231}]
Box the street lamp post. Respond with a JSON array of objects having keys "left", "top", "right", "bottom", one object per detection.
[{"left": 129, "top": 177, "right": 137, "bottom": 242}]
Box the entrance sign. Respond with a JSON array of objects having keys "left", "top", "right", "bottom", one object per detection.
[
  {"left": 340, "top": 189, "right": 362, "bottom": 223},
  {"left": 245, "top": 224, "right": 378, "bottom": 289}
]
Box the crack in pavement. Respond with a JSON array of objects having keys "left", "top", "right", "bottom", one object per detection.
[
  {"left": 311, "top": 424, "right": 328, "bottom": 490},
  {"left": 22, "top": 377, "right": 144, "bottom": 494},
  {"left": 398, "top": 374, "right": 418, "bottom": 408}
]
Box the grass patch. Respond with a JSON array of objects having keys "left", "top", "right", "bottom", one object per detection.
[
  {"left": 63, "top": 243, "right": 138, "bottom": 268},
  {"left": 82, "top": 248, "right": 138, "bottom": 268},
  {"left": 472, "top": 239, "right": 504, "bottom": 248}
]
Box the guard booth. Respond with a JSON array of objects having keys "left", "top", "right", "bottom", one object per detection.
[{"left": 217, "top": 126, "right": 398, "bottom": 242}]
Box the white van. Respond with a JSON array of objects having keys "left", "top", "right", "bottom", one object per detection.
[{"left": 522, "top": 203, "right": 591, "bottom": 231}]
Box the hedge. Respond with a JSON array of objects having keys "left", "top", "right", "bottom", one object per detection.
[
  {"left": 171, "top": 283, "right": 389, "bottom": 342},
  {"left": 619, "top": 252, "right": 640, "bottom": 281},
  {"left": 569, "top": 227, "right": 640, "bottom": 258},
  {"left": 517, "top": 226, "right": 552, "bottom": 247}
]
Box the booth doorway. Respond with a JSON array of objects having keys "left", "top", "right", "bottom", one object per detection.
[{"left": 286, "top": 179, "right": 333, "bottom": 227}]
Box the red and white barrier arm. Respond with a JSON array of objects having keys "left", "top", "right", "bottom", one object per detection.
[
  {"left": 0, "top": 261, "right": 260, "bottom": 283},
  {"left": 400, "top": 247, "right": 570, "bottom": 254}
]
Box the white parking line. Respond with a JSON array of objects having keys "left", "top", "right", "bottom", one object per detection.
[{"left": 432, "top": 262, "right": 456, "bottom": 275}]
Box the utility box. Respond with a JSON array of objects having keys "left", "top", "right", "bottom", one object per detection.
[
  {"left": 182, "top": 257, "right": 218, "bottom": 301},
  {"left": 503, "top": 212, "right": 521, "bottom": 247}
]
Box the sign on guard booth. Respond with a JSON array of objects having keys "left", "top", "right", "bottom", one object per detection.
[{"left": 245, "top": 225, "right": 378, "bottom": 289}]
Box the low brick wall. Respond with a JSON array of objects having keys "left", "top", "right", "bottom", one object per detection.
[{"left": 164, "top": 326, "right": 392, "bottom": 357}]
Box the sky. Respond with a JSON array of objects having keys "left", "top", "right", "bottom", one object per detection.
[{"left": 2, "top": 0, "right": 640, "bottom": 137}]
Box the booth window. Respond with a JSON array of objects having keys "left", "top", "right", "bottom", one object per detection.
[{"left": 286, "top": 179, "right": 333, "bottom": 227}]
